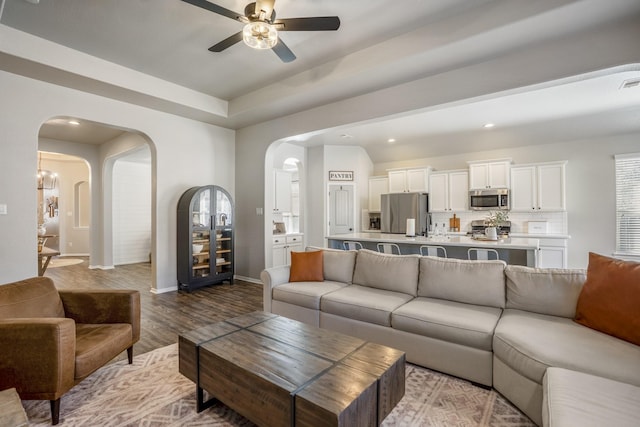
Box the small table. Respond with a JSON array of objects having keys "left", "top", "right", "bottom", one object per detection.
[
  {"left": 38, "top": 247, "right": 60, "bottom": 276},
  {"left": 179, "top": 312, "right": 405, "bottom": 426}
]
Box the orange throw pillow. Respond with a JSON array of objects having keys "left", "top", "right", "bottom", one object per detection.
[
  {"left": 574, "top": 252, "right": 640, "bottom": 346},
  {"left": 289, "top": 250, "right": 324, "bottom": 282}
]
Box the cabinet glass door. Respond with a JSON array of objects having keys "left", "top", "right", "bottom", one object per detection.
[
  {"left": 192, "top": 188, "right": 211, "bottom": 229},
  {"left": 215, "top": 189, "right": 232, "bottom": 227}
]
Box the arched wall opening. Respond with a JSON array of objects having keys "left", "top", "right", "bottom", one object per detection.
[{"left": 38, "top": 116, "right": 156, "bottom": 280}]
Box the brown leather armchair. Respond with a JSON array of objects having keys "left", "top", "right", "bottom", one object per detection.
[{"left": 0, "top": 277, "right": 140, "bottom": 425}]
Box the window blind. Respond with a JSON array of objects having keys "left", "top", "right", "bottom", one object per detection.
[{"left": 615, "top": 153, "right": 640, "bottom": 255}]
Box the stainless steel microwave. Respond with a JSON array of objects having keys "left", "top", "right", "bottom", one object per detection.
[{"left": 469, "top": 189, "right": 509, "bottom": 211}]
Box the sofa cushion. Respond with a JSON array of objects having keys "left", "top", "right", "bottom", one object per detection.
[
  {"left": 75, "top": 323, "right": 133, "bottom": 379},
  {"left": 320, "top": 284, "right": 414, "bottom": 327},
  {"left": 352, "top": 249, "right": 419, "bottom": 296},
  {"left": 543, "top": 367, "right": 640, "bottom": 427},
  {"left": 306, "top": 246, "right": 356, "bottom": 284},
  {"left": 289, "top": 250, "right": 324, "bottom": 282},
  {"left": 418, "top": 257, "right": 506, "bottom": 308},
  {"left": 505, "top": 265, "right": 586, "bottom": 318},
  {"left": 574, "top": 252, "right": 640, "bottom": 346},
  {"left": 494, "top": 309, "right": 640, "bottom": 387},
  {"left": 392, "top": 297, "right": 502, "bottom": 351},
  {"left": 272, "top": 281, "right": 347, "bottom": 310},
  {"left": 0, "top": 277, "right": 65, "bottom": 319}
]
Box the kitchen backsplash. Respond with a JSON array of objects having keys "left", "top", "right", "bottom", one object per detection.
[{"left": 430, "top": 211, "right": 568, "bottom": 235}]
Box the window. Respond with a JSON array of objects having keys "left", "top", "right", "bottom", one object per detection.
[{"left": 615, "top": 153, "right": 640, "bottom": 257}]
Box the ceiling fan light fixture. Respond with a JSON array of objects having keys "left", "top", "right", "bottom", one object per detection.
[{"left": 243, "top": 22, "right": 278, "bottom": 49}]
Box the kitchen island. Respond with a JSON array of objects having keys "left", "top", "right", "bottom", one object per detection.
[{"left": 327, "top": 233, "right": 539, "bottom": 267}]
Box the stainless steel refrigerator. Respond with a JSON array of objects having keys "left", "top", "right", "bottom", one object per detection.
[{"left": 380, "top": 193, "right": 429, "bottom": 235}]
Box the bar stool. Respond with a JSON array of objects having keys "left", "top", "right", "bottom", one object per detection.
[
  {"left": 468, "top": 248, "right": 500, "bottom": 261},
  {"left": 419, "top": 245, "right": 448, "bottom": 258},
  {"left": 377, "top": 243, "right": 401, "bottom": 255},
  {"left": 343, "top": 241, "right": 363, "bottom": 251}
]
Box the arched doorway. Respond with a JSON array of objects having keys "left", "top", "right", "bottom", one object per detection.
[{"left": 37, "top": 117, "right": 155, "bottom": 276}]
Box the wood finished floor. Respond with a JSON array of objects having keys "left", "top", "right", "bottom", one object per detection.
[{"left": 44, "top": 258, "right": 263, "bottom": 361}]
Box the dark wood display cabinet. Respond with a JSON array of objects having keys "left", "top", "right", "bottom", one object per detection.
[{"left": 177, "top": 185, "right": 234, "bottom": 291}]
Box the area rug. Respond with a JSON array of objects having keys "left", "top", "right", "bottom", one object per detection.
[
  {"left": 47, "top": 258, "right": 84, "bottom": 268},
  {"left": 22, "top": 344, "right": 535, "bottom": 426}
]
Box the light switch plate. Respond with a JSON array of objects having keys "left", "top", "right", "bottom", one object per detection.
[{"left": 0, "top": 204, "right": 7, "bottom": 215}]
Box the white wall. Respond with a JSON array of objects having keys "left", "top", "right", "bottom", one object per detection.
[
  {"left": 113, "top": 157, "right": 151, "bottom": 265},
  {"left": 0, "top": 70, "right": 234, "bottom": 291},
  {"left": 323, "top": 145, "right": 374, "bottom": 236},
  {"left": 374, "top": 133, "right": 640, "bottom": 268}
]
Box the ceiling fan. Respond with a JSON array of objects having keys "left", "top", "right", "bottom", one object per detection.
[{"left": 181, "top": 0, "right": 340, "bottom": 63}]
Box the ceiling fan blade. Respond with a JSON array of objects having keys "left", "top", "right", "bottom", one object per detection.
[
  {"left": 209, "top": 31, "right": 243, "bottom": 52},
  {"left": 272, "top": 38, "right": 296, "bottom": 63},
  {"left": 273, "top": 17, "right": 340, "bottom": 31},
  {"left": 181, "top": 0, "right": 245, "bottom": 23}
]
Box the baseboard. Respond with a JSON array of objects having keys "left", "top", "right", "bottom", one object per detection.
[
  {"left": 234, "top": 275, "right": 261, "bottom": 284},
  {"left": 152, "top": 285, "right": 178, "bottom": 294}
]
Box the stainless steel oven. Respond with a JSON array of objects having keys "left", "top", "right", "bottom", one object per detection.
[{"left": 469, "top": 189, "right": 509, "bottom": 211}]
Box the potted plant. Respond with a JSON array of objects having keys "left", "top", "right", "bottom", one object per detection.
[{"left": 485, "top": 211, "right": 509, "bottom": 239}]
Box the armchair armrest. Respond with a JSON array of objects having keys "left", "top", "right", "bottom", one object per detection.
[
  {"left": 59, "top": 290, "right": 141, "bottom": 342},
  {"left": 0, "top": 318, "right": 76, "bottom": 400},
  {"left": 260, "top": 265, "right": 291, "bottom": 312}
]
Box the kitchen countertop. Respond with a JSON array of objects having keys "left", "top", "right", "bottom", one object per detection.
[{"left": 328, "top": 233, "right": 539, "bottom": 250}]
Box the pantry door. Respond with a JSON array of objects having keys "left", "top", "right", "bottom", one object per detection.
[{"left": 328, "top": 184, "right": 354, "bottom": 235}]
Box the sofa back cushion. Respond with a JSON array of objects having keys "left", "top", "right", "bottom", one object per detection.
[
  {"left": 505, "top": 265, "right": 586, "bottom": 318},
  {"left": 0, "top": 277, "right": 65, "bottom": 318},
  {"left": 306, "top": 246, "right": 356, "bottom": 284},
  {"left": 418, "top": 257, "right": 506, "bottom": 308},
  {"left": 352, "top": 249, "right": 420, "bottom": 296}
]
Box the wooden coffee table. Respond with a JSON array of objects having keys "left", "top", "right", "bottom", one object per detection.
[{"left": 179, "top": 311, "right": 405, "bottom": 427}]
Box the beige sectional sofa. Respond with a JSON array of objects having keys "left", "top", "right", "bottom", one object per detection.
[{"left": 260, "top": 248, "right": 640, "bottom": 426}]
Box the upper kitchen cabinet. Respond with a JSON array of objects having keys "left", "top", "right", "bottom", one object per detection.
[
  {"left": 468, "top": 159, "right": 511, "bottom": 189},
  {"left": 511, "top": 161, "right": 566, "bottom": 211},
  {"left": 388, "top": 168, "right": 430, "bottom": 193},
  {"left": 368, "top": 176, "right": 388, "bottom": 212},
  {"left": 273, "top": 169, "right": 292, "bottom": 212},
  {"left": 429, "top": 170, "right": 469, "bottom": 212}
]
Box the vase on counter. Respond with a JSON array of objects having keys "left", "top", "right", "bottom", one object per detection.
[
  {"left": 38, "top": 224, "right": 47, "bottom": 237},
  {"left": 485, "top": 226, "right": 498, "bottom": 240}
]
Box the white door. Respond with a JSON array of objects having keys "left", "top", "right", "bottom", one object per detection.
[
  {"left": 329, "top": 184, "right": 354, "bottom": 235},
  {"left": 428, "top": 173, "right": 448, "bottom": 212},
  {"left": 448, "top": 171, "right": 469, "bottom": 211}
]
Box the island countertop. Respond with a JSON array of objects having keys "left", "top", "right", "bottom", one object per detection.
[
  {"left": 326, "top": 233, "right": 539, "bottom": 266},
  {"left": 327, "top": 233, "right": 540, "bottom": 250}
]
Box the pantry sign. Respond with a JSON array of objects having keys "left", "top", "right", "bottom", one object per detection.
[{"left": 328, "top": 171, "right": 354, "bottom": 181}]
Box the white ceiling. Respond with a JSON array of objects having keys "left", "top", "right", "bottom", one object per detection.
[{"left": 3, "top": 0, "right": 640, "bottom": 160}]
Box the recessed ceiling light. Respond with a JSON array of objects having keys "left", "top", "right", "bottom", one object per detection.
[
  {"left": 387, "top": 138, "right": 396, "bottom": 143},
  {"left": 340, "top": 133, "right": 353, "bottom": 139},
  {"left": 68, "top": 120, "right": 80, "bottom": 126},
  {"left": 483, "top": 123, "right": 495, "bottom": 129}
]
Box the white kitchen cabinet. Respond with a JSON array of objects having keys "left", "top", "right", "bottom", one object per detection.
[
  {"left": 274, "top": 169, "right": 292, "bottom": 212},
  {"left": 271, "top": 234, "right": 304, "bottom": 267},
  {"left": 407, "top": 168, "right": 429, "bottom": 192},
  {"left": 537, "top": 237, "right": 567, "bottom": 268},
  {"left": 388, "top": 170, "right": 407, "bottom": 193},
  {"left": 368, "top": 176, "right": 388, "bottom": 212},
  {"left": 272, "top": 236, "right": 287, "bottom": 267},
  {"left": 468, "top": 160, "right": 511, "bottom": 189},
  {"left": 388, "top": 168, "right": 430, "bottom": 193},
  {"left": 429, "top": 170, "right": 468, "bottom": 212},
  {"left": 511, "top": 162, "right": 566, "bottom": 211}
]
